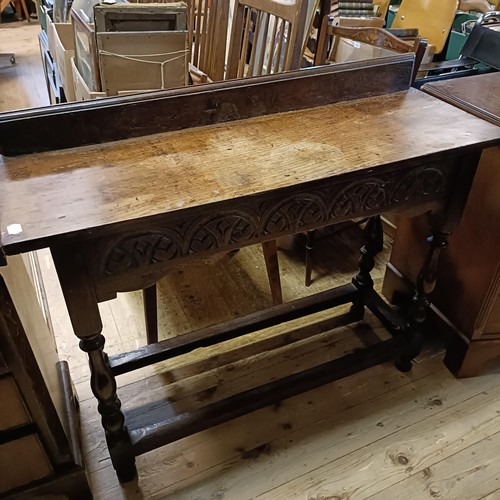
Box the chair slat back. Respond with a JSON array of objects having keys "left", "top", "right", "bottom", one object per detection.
[
  {"left": 227, "top": 0, "right": 308, "bottom": 79},
  {"left": 190, "top": 0, "right": 230, "bottom": 81}
]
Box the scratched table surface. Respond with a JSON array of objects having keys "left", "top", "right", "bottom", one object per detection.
[{"left": 1, "top": 88, "right": 499, "bottom": 253}]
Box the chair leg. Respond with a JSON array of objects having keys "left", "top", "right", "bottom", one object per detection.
[
  {"left": 20, "top": 0, "right": 30, "bottom": 22},
  {"left": 305, "top": 229, "right": 316, "bottom": 287},
  {"left": 261, "top": 239, "right": 283, "bottom": 305},
  {"left": 143, "top": 284, "right": 158, "bottom": 344},
  {"left": 11, "top": 0, "right": 29, "bottom": 21}
]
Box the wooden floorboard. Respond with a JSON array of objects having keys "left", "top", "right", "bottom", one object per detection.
[{"left": 2, "top": 21, "right": 500, "bottom": 500}]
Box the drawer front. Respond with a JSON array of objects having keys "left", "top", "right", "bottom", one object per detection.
[
  {"left": 0, "top": 434, "right": 53, "bottom": 494},
  {"left": 0, "top": 377, "right": 31, "bottom": 431}
]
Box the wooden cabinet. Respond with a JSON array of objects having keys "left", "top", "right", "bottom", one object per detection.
[
  {"left": 383, "top": 73, "right": 500, "bottom": 377},
  {"left": 0, "top": 255, "right": 90, "bottom": 499}
]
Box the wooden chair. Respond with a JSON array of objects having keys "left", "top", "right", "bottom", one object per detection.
[
  {"left": 0, "top": 0, "right": 30, "bottom": 21},
  {"left": 390, "top": 0, "right": 458, "bottom": 55},
  {"left": 315, "top": 22, "right": 422, "bottom": 66},
  {"left": 189, "top": 0, "right": 230, "bottom": 81},
  {"left": 226, "top": 0, "right": 308, "bottom": 79}
]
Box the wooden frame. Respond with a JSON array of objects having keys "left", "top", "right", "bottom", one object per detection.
[{"left": 0, "top": 55, "right": 413, "bottom": 156}]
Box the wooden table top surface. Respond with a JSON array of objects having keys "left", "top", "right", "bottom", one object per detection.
[
  {"left": 422, "top": 72, "right": 500, "bottom": 126},
  {"left": 1, "top": 88, "right": 500, "bottom": 253}
]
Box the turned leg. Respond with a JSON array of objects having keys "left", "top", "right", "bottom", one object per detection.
[
  {"left": 395, "top": 152, "right": 482, "bottom": 371},
  {"left": 51, "top": 246, "right": 137, "bottom": 482},
  {"left": 395, "top": 232, "right": 449, "bottom": 372},
  {"left": 80, "top": 334, "right": 136, "bottom": 481},
  {"left": 305, "top": 230, "right": 316, "bottom": 287},
  {"left": 350, "top": 215, "right": 384, "bottom": 319}
]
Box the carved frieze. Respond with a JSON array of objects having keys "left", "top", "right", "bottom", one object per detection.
[{"left": 103, "top": 164, "right": 450, "bottom": 276}]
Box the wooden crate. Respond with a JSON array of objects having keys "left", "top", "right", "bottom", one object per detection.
[
  {"left": 71, "top": 57, "right": 107, "bottom": 100},
  {"left": 96, "top": 30, "right": 189, "bottom": 96},
  {"left": 48, "top": 22, "right": 76, "bottom": 101},
  {"left": 94, "top": 2, "right": 188, "bottom": 32},
  {"left": 71, "top": 9, "right": 102, "bottom": 92}
]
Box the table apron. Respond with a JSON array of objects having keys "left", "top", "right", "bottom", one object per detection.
[{"left": 67, "top": 157, "right": 461, "bottom": 302}]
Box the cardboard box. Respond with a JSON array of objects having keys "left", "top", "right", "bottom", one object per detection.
[
  {"left": 49, "top": 23, "right": 77, "bottom": 101},
  {"left": 71, "top": 57, "right": 106, "bottom": 100},
  {"left": 333, "top": 38, "right": 398, "bottom": 64}
]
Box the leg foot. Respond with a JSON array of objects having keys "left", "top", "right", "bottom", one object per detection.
[
  {"left": 108, "top": 430, "right": 137, "bottom": 482},
  {"left": 349, "top": 301, "right": 365, "bottom": 320},
  {"left": 399, "top": 233, "right": 449, "bottom": 369},
  {"left": 395, "top": 356, "right": 413, "bottom": 372}
]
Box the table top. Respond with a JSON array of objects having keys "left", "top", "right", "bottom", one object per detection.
[
  {"left": 422, "top": 72, "right": 500, "bottom": 126},
  {"left": 1, "top": 88, "right": 500, "bottom": 254}
]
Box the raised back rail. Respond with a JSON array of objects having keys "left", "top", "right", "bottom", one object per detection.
[{"left": 0, "top": 54, "right": 414, "bottom": 156}]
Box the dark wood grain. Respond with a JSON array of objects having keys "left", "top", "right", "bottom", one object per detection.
[
  {"left": 422, "top": 72, "right": 500, "bottom": 126},
  {"left": 0, "top": 55, "right": 414, "bottom": 156},
  {"left": 2, "top": 89, "right": 499, "bottom": 258}
]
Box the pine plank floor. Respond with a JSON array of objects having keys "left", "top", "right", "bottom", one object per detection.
[{"left": 1, "top": 21, "right": 500, "bottom": 500}]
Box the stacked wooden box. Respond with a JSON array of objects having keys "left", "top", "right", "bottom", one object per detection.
[{"left": 71, "top": 2, "right": 189, "bottom": 99}]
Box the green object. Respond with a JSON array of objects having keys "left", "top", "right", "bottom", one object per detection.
[
  {"left": 452, "top": 12, "right": 479, "bottom": 31},
  {"left": 386, "top": 5, "right": 399, "bottom": 28},
  {"left": 444, "top": 12, "right": 479, "bottom": 60},
  {"left": 37, "top": 4, "right": 52, "bottom": 32},
  {"left": 446, "top": 30, "right": 469, "bottom": 60},
  {"left": 37, "top": 3, "right": 46, "bottom": 31}
]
